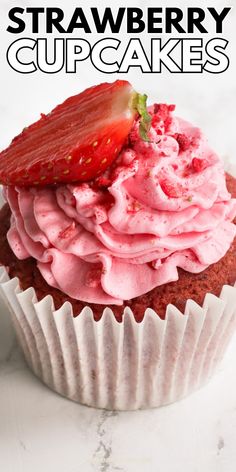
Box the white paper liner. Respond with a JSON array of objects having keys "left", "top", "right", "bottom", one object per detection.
[
  {"left": 0, "top": 160, "right": 236, "bottom": 410},
  {"left": 1, "top": 266, "right": 236, "bottom": 410}
]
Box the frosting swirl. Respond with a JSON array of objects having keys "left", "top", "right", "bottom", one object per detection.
[{"left": 5, "top": 105, "right": 236, "bottom": 305}]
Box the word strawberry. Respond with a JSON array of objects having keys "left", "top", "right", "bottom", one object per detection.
[{"left": 0, "top": 81, "right": 151, "bottom": 186}]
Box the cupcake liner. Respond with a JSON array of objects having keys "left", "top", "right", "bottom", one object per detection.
[
  {"left": 0, "top": 159, "right": 236, "bottom": 410},
  {"left": 1, "top": 265, "right": 236, "bottom": 410}
]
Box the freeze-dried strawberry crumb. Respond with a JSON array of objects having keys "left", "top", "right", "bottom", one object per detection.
[
  {"left": 152, "top": 104, "right": 175, "bottom": 131},
  {"left": 154, "top": 104, "right": 175, "bottom": 121},
  {"left": 161, "top": 180, "right": 186, "bottom": 198},
  {"left": 95, "top": 176, "right": 112, "bottom": 188},
  {"left": 173, "top": 133, "right": 191, "bottom": 152},
  {"left": 192, "top": 158, "right": 208, "bottom": 173},
  {"left": 164, "top": 116, "right": 173, "bottom": 131}
]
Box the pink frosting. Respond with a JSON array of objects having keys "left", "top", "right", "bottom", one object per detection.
[{"left": 4, "top": 106, "right": 236, "bottom": 305}]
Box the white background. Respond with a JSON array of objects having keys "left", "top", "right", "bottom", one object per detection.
[{"left": 0, "top": 0, "right": 236, "bottom": 471}]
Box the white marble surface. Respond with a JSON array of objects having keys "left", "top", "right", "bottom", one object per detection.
[{"left": 1, "top": 0, "right": 236, "bottom": 470}]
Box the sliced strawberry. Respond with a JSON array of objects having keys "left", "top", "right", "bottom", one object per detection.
[{"left": 0, "top": 81, "right": 151, "bottom": 187}]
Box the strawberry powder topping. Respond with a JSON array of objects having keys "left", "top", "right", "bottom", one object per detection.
[{"left": 4, "top": 105, "right": 236, "bottom": 305}]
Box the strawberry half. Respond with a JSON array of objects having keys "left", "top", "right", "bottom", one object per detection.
[{"left": 0, "top": 81, "right": 151, "bottom": 186}]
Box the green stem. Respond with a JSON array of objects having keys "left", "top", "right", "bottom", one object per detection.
[{"left": 132, "top": 93, "right": 152, "bottom": 142}]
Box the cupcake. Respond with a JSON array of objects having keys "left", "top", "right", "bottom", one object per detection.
[{"left": 0, "top": 80, "right": 236, "bottom": 410}]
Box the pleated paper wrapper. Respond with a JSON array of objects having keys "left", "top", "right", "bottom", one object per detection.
[{"left": 0, "top": 160, "right": 236, "bottom": 410}]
